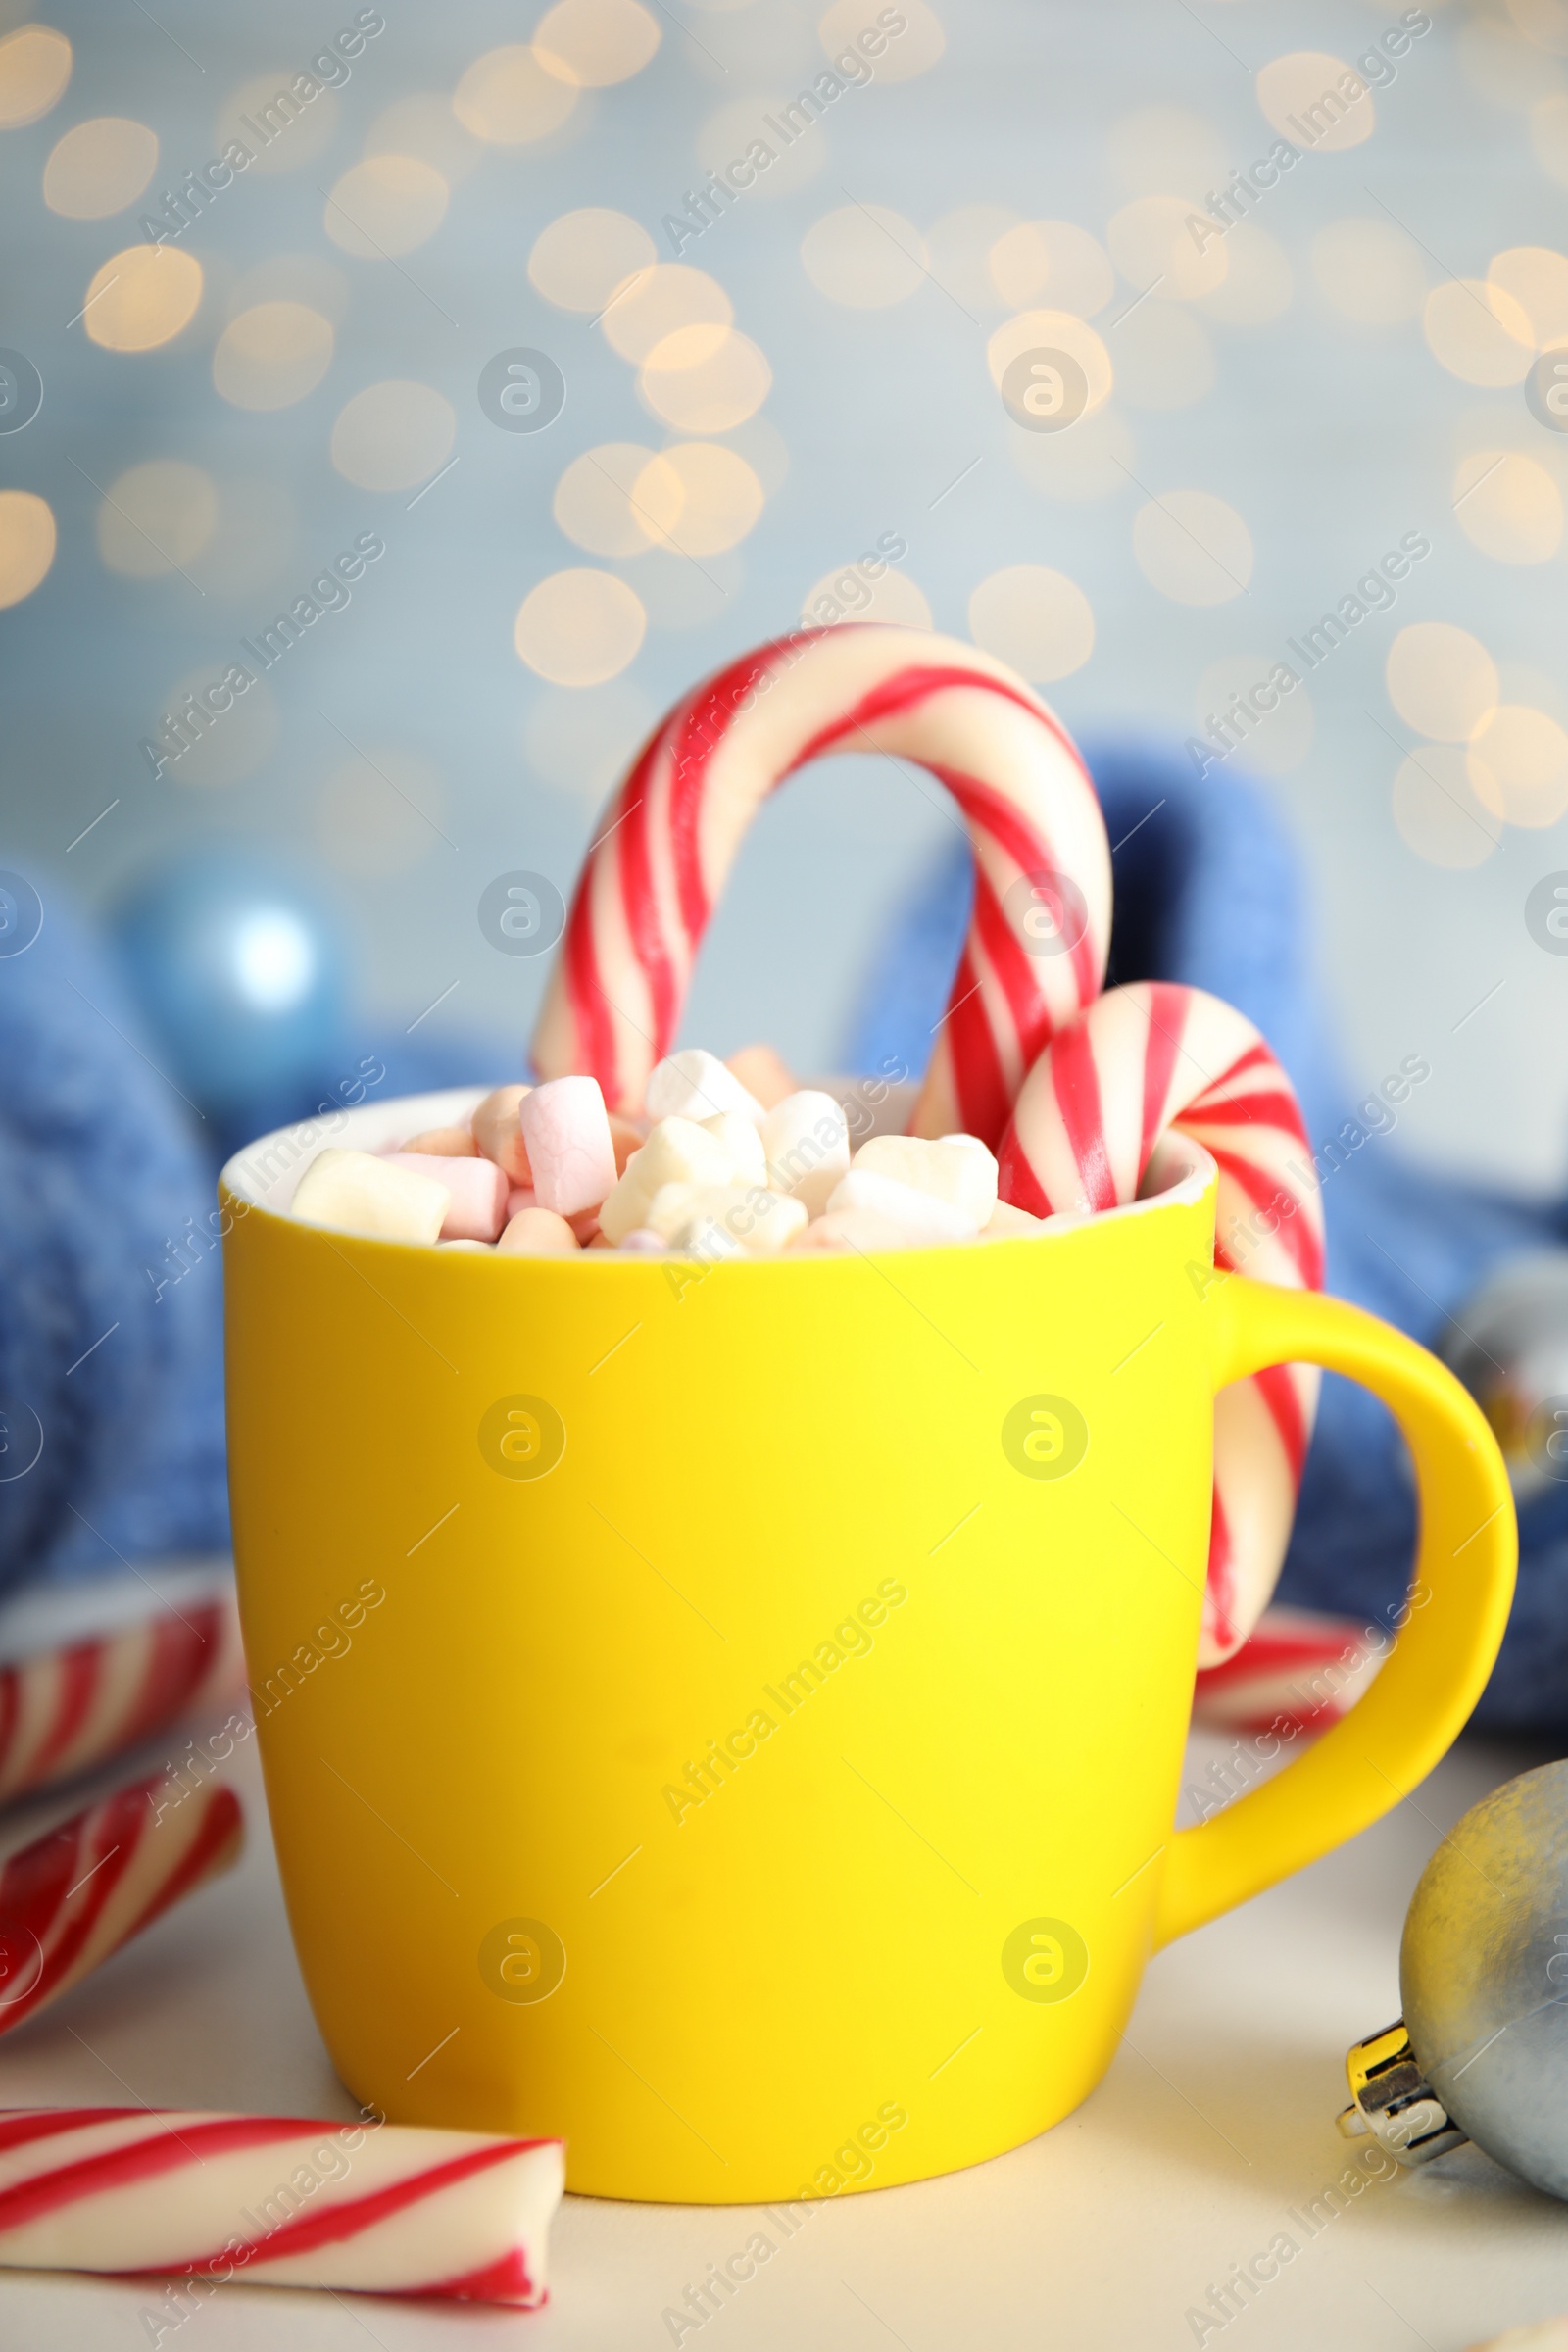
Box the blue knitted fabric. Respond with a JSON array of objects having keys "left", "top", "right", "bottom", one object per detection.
[{"left": 846, "top": 738, "right": 1566, "bottom": 1731}]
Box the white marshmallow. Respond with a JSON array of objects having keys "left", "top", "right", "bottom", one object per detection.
[
  {"left": 984, "top": 1199, "right": 1050, "bottom": 1239},
  {"left": 700, "top": 1111, "right": 768, "bottom": 1189},
  {"left": 647, "top": 1183, "right": 808, "bottom": 1256},
  {"left": 599, "top": 1116, "right": 736, "bottom": 1243},
  {"left": 645, "top": 1049, "right": 764, "bottom": 1126},
  {"left": 761, "top": 1090, "right": 851, "bottom": 1217},
  {"left": 793, "top": 1208, "right": 940, "bottom": 1254},
  {"left": 850, "top": 1134, "right": 997, "bottom": 1229},
  {"left": 824, "top": 1167, "right": 980, "bottom": 1244},
  {"left": 292, "top": 1150, "right": 448, "bottom": 1246}
]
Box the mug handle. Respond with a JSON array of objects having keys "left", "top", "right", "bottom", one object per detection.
[{"left": 1152, "top": 1273, "right": 1517, "bottom": 1949}]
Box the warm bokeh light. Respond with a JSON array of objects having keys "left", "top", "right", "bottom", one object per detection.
[
  {"left": 1392, "top": 745, "right": 1502, "bottom": 870},
  {"left": 1255, "top": 52, "right": 1373, "bottom": 151},
  {"left": 83, "top": 246, "right": 203, "bottom": 351},
  {"left": 514, "top": 568, "right": 647, "bottom": 685},
  {"left": 1533, "top": 91, "right": 1568, "bottom": 185},
  {"left": 988, "top": 220, "right": 1114, "bottom": 318},
  {"left": 987, "top": 308, "right": 1113, "bottom": 416},
  {"left": 324, "top": 156, "right": 450, "bottom": 257},
  {"left": 553, "top": 442, "right": 662, "bottom": 556},
  {"left": 968, "top": 565, "right": 1094, "bottom": 682},
  {"left": 329, "top": 380, "right": 456, "bottom": 491},
  {"left": 453, "top": 45, "right": 577, "bottom": 143},
  {"left": 640, "top": 328, "right": 771, "bottom": 431},
  {"left": 601, "top": 262, "right": 732, "bottom": 363},
  {"left": 534, "top": 0, "right": 661, "bottom": 87},
  {"left": 1387, "top": 623, "right": 1500, "bottom": 742},
  {"left": 212, "top": 303, "right": 333, "bottom": 411},
  {"left": 801, "top": 204, "right": 928, "bottom": 307},
  {"left": 0, "top": 491, "right": 56, "bottom": 609},
  {"left": 1132, "top": 490, "right": 1252, "bottom": 605},
  {"left": 1106, "top": 195, "right": 1228, "bottom": 301},
  {"left": 1109, "top": 301, "right": 1214, "bottom": 410},
  {"left": 1311, "top": 217, "right": 1426, "bottom": 325},
  {"left": 802, "top": 562, "right": 931, "bottom": 629},
  {"left": 698, "top": 97, "right": 822, "bottom": 201},
  {"left": 42, "top": 116, "right": 157, "bottom": 218},
  {"left": 633, "top": 441, "right": 764, "bottom": 555},
  {"left": 1198, "top": 222, "right": 1293, "bottom": 325},
  {"left": 1194, "top": 654, "right": 1315, "bottom": 776},
  {"left": 317, "top": 747, "right": 449, "bottom": 878},
  {"left": 1469, "top": 704, "right": 1568, "bottom": 826},
  {"left": 1488, "top": 244, "right": 1568, "bottom": 347},
  {"left": 529, "top": 207, "right": 656, "bottom": 312},
  {"left": 215, "top": 72, "right": 338, "bottom": 175},
  {"left": 1105, "top": 105, "right": 1227, "bottom": 199},
  {"left": 1452, "top": 450, "right": 1563, "bottom": 564},
  {"left": 96, "top": 461, "right": 218, "bottom": 578},
  {"left": 1423, "top": 278, "right": 1535, "bottom": 386},
  {"left": 817, "top": 0, "right": 946, "bottom": 81},
  {"left": 0, "top": 24, "right": 71, "bottom": 129}
]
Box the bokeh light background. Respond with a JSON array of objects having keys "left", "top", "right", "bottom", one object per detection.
[{"left": 2, "top": 0, "right": 1567, "bottom": 1181}]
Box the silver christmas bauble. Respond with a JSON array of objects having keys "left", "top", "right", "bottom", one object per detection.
[{"left": 1439, "top": 1255, "right": 1568, "bottom": 1504}]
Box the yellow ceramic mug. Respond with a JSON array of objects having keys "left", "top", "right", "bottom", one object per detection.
[{"left": 220, "top": 1090, "right": 1515, "bottom": 2204}]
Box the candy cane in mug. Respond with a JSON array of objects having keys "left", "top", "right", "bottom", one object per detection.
[
  {"left": 0, "top": 2108, "right": 563, "bottom": 2304},
  {"left": 996, "top": 981, "right": 1325, "bottom": 1665},
  {"left": 533, "top": 624, "right": 1112, "bottom": 1148}
]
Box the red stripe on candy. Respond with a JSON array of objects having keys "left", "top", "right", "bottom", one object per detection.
[
  {"left": 27, "top": 1644, "right": 99, "bottom": 1785},
  {"left": 1050, "top": 1025, "right": 1116, "bottom": 1212},
  {"left": 1140, "top": 985, "right": 1188, "bottom": 1173},
  {"left": 0, "top": 2117, "right": 326, "bottom": 2231},
  {"left": 1254, "top": 1362, "right": 1310, "bottom": 1481}
]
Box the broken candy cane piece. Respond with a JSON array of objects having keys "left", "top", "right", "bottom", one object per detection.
[
  {"left": 517, "top": 1077, "right": 618, "bottom": 1217},
  {"left": 293, "top": 1152, "right": 448, "bottom": 1247},
  {"left": 386, "top": 1154, "right": 509, "bottom": 1244},
  {"left": 0, "top": 2109, "right": 564, "bottom": 2304}
]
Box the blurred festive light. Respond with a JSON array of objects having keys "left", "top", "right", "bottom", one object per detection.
[
  {"left": 800, "top": 203, "right": 927, "bottom": 306},
  {"left": 96, "top": 460, "right": 218, "bottom": 578},
  {"left": 0, "top": 24, "right": 70, "bottom": 128},
  {"left": 721, "top": 415, "right": 789, "bottom": 497},
  {"left": 83, "top": 245, "right": 202, "bottom": 352},
  {"left": 927, "top": 204, "right": 1018, "bottom": 311},
  {"left": 323, "top": 155, "right": 449, "bottom": 257},
  {"left": 228, "top": 253, "right": 349, "bottom": 323},
  {"left": 1254, "top": 52, "right": 1374, "bottom": 152},
  {"left": 1423, "top": 278, "right": 1535, "bottom": 386},
  {"left": 1532, "top": 92, "right": 1568, "bottom": 185},
  {"left": 1393, "top": 745, "right": 1503, "bottom": 870},
  {"left": 1310, "top": 217, "right": 1426, "bottom": 324},
  {"left": 0, "top": 491, "right": 55, "bottom": 610},
  {"left": 534, "top": 0, "right": 661, "bottom": 87},
  {"left": 988, "top": 219, "right": 1114, "bottom": 317},
  {"left": 1106, "top": 195, "right": 1228, "bottom": 301},
  {"left": 633, "top": 441, "right": 763, "bottom": 554},
  {"left": 366, "top": 94, "right": 481, "bottom": 184},
  {"left": 215, "top": 72, "right": 338, "bottom": 175},
  {"left": 329, "top": 379, "right": 455, "bottom": 491},
  {"left": 1132, "top": 490, "right": 1252, "bottom": 605},
  {"left": 639, "top": 329, "right": 771, "bottom": 431},
  {"left": 1457, "top": 13, "right": 1545, "bottom": 107},
  {"left": 553, "top": 441, "right": 662, "bottom": 556},
  {"left": 1387, "top": 623, "right": 1500, "bottom": 742},
  {"left": 1194, "top": 654, "right": 1315, "bottom": 776},
  {"left": 524, "top": 677, "right": 656, "bottom": 803},
  {"left": 1509, "top": 0, "right": 1568, "bottom": 54},
  {"left": 1196, "top": 221, "right": 1293, "bottom": 324},
  {"left": 212, "top": 302, "right": 333, "bottom": 412},
  {"left": 817, "top": 0, "right": 946, "bottom": 80},
  {"left": 602, "top": 261, "right": 731, "bottom": 362},
  {"left": 1469, "top": 705, "right": 1568, "bottom": 826},
  {"left": 514, "top": 568, "right": 646, "bottom": 685},
  {"left": 801, "top": 562, "right": 931, "bottom": 629},
  {"left": 1451, "top": 450, "right": 1563, "bottom": 564},
  {"left": 452, "top": 45, "right": 577, "bottom": 143},
  {"left": 316, "top": 747, "right": 449, "bottom": 878},
  {"left": 1105, "top": 104, "right": 1227, "bottom": 199},
  {"left": 1109, "top": 300, "right": 1214, "bottom": 410},
  {"left": 41, "top": 116, "right": 157, "bottom": 218},
  {"left": 697, "top": 96, "right": 823, "bottom": 200},
  {"left": 968, "top": 564, "right": 1094, "bottom": 682},
  {"left": 528, "top": 206, "right": 656, "bottom": 310},
  {"left": 986, "top": 309, "right": 1113, "bottom": 414},
  {"left": 1488, "top": 244, "right": 1568, "bottom": 346}
]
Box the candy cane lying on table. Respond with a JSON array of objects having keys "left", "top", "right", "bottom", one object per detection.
[
  {"left": 532, "top": 624, "right": 1112, "bottom": 1148},
  {"left": 0, "top": 2109, "right": 564, "bottom": 2304},
  {"left": 0, "top": 1770, "right": 240, "bottom": 2035},
  {"left": 0, "top": 1596, "right": 244, "bottom": 1809},
  {"left": 996, "top": 981, "right": 1326, "bottom": 1666}
]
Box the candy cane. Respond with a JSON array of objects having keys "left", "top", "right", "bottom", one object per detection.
[
  {"left": 1191, "top": 1608, "right": 1381, "bottom": 1737},
  {"left": 0, "top": 1597, "right": 244, "bottom": 1809},
  {"left": 0, "top": 1772, "right": 241, "bottom": 2036},
  {"left": 996, "top": 981, "right": 1325, "bottom": 1664},
  {"left": 0, "top": 2108, "right": 563, "bottom": 2304},
  {"left": 533, "top": 624, "right": 1111, "bottom": 1147}
]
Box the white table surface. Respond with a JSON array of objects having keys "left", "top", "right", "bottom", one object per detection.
[{"left": 0, "top": 1716, "right": 1564, "bottom": 2352}]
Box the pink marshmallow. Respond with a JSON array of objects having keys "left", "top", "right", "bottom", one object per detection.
[
  {"left": 518, "top": 1077, "right": 617, "bottom": 1217},
  {"left": 387, "top": 1152, "right": 509, "bottom": 1242},
  {"left": 507, "top": 1186, "right": 537, "bottom": 1220}
]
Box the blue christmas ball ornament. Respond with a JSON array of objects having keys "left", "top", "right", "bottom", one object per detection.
[{"left": 108, "top": 851, "right": 348, "bottom": 1116}]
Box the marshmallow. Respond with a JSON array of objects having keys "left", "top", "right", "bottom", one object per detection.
[
  {"left": 399, "top": 1125, "right": 479, "bottom": 1157},
  {"left": 293, "top": 1150, "right": 449, "bottom": 1246},
  {"left": 762, "top": 1090, "right": 851, "bottom": 1217},
  {"left": 726, "top": 1043, "right": 798, "bottom": 1109},
  {"left": 387, "top": 1152, "right": 509, "bottom": 1243},
  {"left": 609, "top": 1112, "right": 646, "bottom": 1174},
  {"left": 600, "top": 1116, "right": 737, "bottom": 1242},
  {"left": 438, "top": 1240, "right": 493, "bottom": 1251},
  {"left": 518, "top": 1076, "right": 618, "bottom": 1217},
  {"left": 506, "top": 1186, "right": 537, "bottom": 1219},
  {"left": 498, "top": 1207, "right": 581, "bottom": 1256},
  {"left": 617, "top": 1227, "right": 667, "bottom": 1252},
  {"left": 824, "top": 1167, "right": 980, "bottom": 1244},
  {"left": 850, "top": 1134, "right": 997, "bottom": 1229},
  {"left": 700, "top": 1110, "right": 768, "bottom": 1189},
  {"left": 646, "top": 1183, "right": 808, "bottom": 1255},
  {"left": 794, "top": 1208, "right": 926, "bottom": 1254},
  {"left": 471, "top": 1084, "right": 533, "bottom": 1184},
  {"left": 645, "top": 1049, "right": 764, "bottom": 1126},
  {"left": 984, "top": 1199, "right": 1051, "bottom": 1238}
]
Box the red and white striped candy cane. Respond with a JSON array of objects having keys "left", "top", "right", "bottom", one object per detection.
[
  {"left": 533, "top": 624, "right": 1111, "bottom": 1147},
  {"left": 0, "top": 1596, "right": 244, "bottom": 1809},
  {"left": 996, "top": 981, "right": 1325, "bottom": 1664},
  {"left": 0, "top": 1771, "right": 241, "bottom": 2035},
  {"left": 1191, "top": 1607, "right": 1381, "bottom": 1738},
  {"left": 0, "top": 2107, "right": 564, "bottom": 2304}
]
